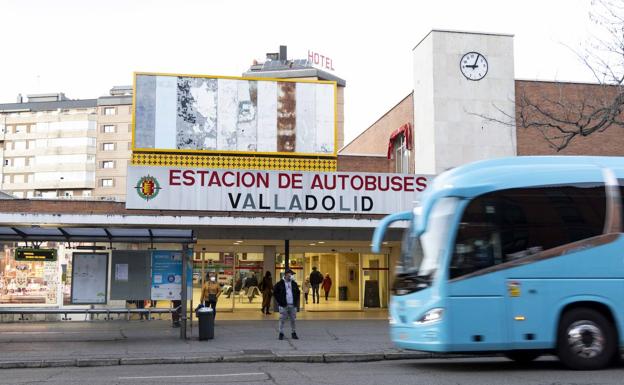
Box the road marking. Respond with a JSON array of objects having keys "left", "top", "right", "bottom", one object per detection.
[
  {"left": 118, "top": 372, "right": 266, "bottom": 380},
  {"left": 0, "top": 331, "right": 88, "bottom": 334}
]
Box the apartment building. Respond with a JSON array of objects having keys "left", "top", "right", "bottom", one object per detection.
[
  {"left": 0, "top": 88, "right": 132, "bottom": 200},
  {"left": 0, "top": 93, "right": 97, "bottom": 198},
  {"left": 94, "top": 86, "right": 132, "bottom": 200}
]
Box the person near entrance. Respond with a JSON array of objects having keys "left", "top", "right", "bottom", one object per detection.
[
  {"left": 273, "top": 269, "right": 300, "bottom": 340},
  {"left": 302, "top": 278, "right": 311, "bottom": 304},
  {"left": 260, "top": 271, "right": 274, "bottom": 315},
  {"left": 309, "top": 266, "right": 323, "bottom": 304},
  {"left": 200, "top": 273, "right": 221, "bottom": 318},
  {"left": 322, "top": 273, "right": 333, "bottom": 301}
]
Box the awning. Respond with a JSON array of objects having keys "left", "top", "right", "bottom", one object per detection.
[
  {"left": 0, "top": 226, "right": 195, "bottom": 244},
  {"left": 387, "top": 123, "right": 412, "bottom": 159}
]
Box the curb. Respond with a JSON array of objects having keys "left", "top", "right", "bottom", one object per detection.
[{"left": 0, "top": 351, "right": 445, "bottom": 370}]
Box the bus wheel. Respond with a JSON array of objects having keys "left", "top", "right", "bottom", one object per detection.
[
  {"left": 557, "top": 308, "right": 616, "bottom": 370},
  {"left": 504, "top": 350, "right": 541, "bottom": 363}
]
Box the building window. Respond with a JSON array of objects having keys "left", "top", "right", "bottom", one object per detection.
[
  {"left": 101, "top": 178, "right": 114, "bottom": 187},
  {"left": 388, "top": 123, "right": 412, "bottom": 174},
  {"left": 14, "top": 125, "right": 28, "bottom": 134},
  {"left": 103, "top": 107, "right": 116, "bottom": 116},
  {"left": 102, "top": 160, "right": 114, "bottom": 169},
  {"left": 3, "top": 159, "right": 8, "bottom": 166},
  {"left": 102, "top": 125, "right": 116, "bottom": 133},
  {"left": 393, "top": 134, "right": 409, "bottom": 173},
  {"left": 102, "top": 143, "right": 115, "bottom": 151}
]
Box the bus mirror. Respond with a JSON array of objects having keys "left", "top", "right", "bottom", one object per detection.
[{"left": 372, "top": 211, "right": 413, "bottom": 253}]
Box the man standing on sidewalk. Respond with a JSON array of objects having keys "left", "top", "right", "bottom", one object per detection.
[
  {"left": 273, "top": 269, "right": 300, "bottom": 340},
  {"left": 309, "top": 266, "right": 323, "bottom": 304}
]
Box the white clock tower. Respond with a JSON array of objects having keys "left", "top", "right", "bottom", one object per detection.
[{"left": 412, "top": 30, "right": 517, "bottom": 174}]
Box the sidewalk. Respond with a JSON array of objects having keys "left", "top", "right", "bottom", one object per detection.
[{"left": 0, "top": 315, "right": 433, "bottom": 369}]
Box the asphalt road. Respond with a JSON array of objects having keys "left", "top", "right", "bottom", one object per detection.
[{"left": 1, "top": 356, "right": 624, "bottom": 385}]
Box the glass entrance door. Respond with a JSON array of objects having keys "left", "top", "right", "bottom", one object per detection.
[
  {"left": 193, "top": 251, "right": 236, "bottom": 312},
  {"left": 361, "top": 254, "right": 389, "bottom": 309},
  {"left": 232, "top": 253, "right": 264, "bottom": 311}
]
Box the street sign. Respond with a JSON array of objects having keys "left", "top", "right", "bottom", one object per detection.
[{"left": 15, "top": 248, "right": 57, "bottom": 262}]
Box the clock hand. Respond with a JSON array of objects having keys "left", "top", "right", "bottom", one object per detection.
[{"left": 472, "top": 54, "right": 479, "bottom": 67}]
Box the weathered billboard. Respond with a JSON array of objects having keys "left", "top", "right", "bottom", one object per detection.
[{"left": 133, "top": 72, "right": 337, "bottom": 156}]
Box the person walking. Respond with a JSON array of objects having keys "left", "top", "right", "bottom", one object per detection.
[
  {"left": 302, "top": 278, "right": 311, "bottom": 304},
  {"left": 260, "top": 271, "right": 274, "bottom": 315},
  {"left": 273, "top": 269, "right": 300, "bottom": 340},
  {"left": 309, "top": 266, "right": 323, "bottom": 304},
  {"left": 200, "top": 272, "right": 221, "bottom": 318},
  {"left": 322, "top": 273, "right": 332, "bottom": 301}
]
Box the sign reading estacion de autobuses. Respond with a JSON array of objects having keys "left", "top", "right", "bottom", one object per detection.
[{"left": 126, "top": 166, "right": 430, "bottom": 215}]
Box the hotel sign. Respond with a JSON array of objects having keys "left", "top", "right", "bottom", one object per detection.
[{"left": 126, "top": 166, "right": 430, "bottom": 215}]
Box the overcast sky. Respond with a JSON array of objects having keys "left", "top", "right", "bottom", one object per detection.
[{"left": 0, "top": 0, "right": 594, "bottom": 144}]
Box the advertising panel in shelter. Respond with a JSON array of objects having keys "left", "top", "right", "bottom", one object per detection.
[{"left": 151, "top": 250, "right": 192, "bottom": 301}]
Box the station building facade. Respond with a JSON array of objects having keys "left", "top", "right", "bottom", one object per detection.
[
  {"left": 2, "top": 31, "right": 622, "bottom": 319},
  {"left": 0, "top": 47, "right": 407, "bottom": 318}
]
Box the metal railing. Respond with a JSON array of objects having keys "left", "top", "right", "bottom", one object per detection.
[{"left": 0, "top": 307, "right": 180, "bottom": 321}]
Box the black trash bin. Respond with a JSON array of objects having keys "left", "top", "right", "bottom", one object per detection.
[
  {"left": 339, "top": 286, "right": 348, "bottom": 301},
  {"left": 196, "top": 307, "right": 214, "bottom": 340}
]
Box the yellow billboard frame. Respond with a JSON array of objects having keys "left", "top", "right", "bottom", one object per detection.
[{"left": 132, "top": 71, "right": 339, "bottom": 158}]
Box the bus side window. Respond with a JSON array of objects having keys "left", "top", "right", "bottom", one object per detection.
[
  {"left": 499, "top": 185, "right": 605, "bottom": 260},
  {"left": 450, "top": 185, "right": 606, "bottom": 280}
]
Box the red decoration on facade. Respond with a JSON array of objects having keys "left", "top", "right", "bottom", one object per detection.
[{"left": 387, "top": 123, "right": 412, "bottom": 159}]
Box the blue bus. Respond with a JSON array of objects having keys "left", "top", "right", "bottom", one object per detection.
[{"left": 372, "top": 156, "right": 624, "bottom": 370}]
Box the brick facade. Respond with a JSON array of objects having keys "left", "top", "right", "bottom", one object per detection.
[
  {"left": 337, "top": 154, "right": 393, "bottom": 173},
  {"left": 516, "top": 80, "right": 624, "bottom": 156},
  {"left": 340, "top": 93, "right": 414, "bottom": 173}
]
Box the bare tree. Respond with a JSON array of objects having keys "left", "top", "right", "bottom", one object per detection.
[{"left": 482, "top": 0, "right": 624, "bottom": 152}]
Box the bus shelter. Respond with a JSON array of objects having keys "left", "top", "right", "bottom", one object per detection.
[{"left": 0, "top": 225, "right": 196, "bottom": 340}]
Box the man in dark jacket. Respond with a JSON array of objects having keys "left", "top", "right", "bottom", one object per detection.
[
  {"left": 309, "top": 266, "right": 323, "bottom": 304},
  {"left": 273, "top": 269, "right": 300, "bottom": 340}
]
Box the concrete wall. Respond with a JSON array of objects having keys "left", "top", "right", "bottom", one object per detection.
[{"left": 414, "top": 30, "right": 516, "bottom": 174}]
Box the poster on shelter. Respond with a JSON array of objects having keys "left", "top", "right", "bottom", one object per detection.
[
  {"left": 71, "top": 253, "right": 108, "bottom": 304},
  {"left": 150, "top": 250, "right": 192, "bottom": 300},
  {"left": 134, "top": 73, "right": 336, "bottom": 155}
]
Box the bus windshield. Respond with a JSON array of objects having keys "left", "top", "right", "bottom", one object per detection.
[{"left": 400, "top": 197, "right": 459, "bottom": 280}]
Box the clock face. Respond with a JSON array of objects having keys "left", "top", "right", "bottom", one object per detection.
[{"left": 460, "top": 52, "right": 488, "bottom": 81}]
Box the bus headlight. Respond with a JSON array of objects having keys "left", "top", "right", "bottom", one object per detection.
[
  {"left": 389, "top": 315, "right": 397, "bottom": 325},
  {"left": 414, "top": 308, "right": 444, "bottom": 325}
]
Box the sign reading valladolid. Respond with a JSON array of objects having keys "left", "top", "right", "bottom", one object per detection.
[{"left": 126, "top": 166, "right": 430, "bottom": 214}]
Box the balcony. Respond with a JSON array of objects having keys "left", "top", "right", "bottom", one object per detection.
[{"left": 31, "top": 180, "right": 96, "bottom": 190}]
